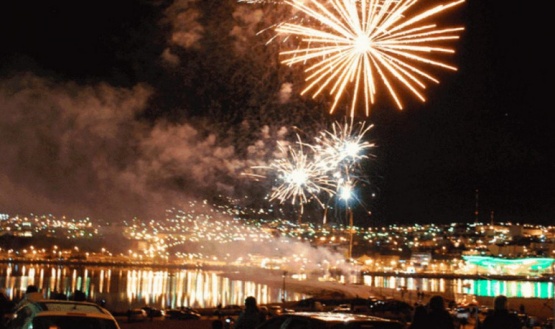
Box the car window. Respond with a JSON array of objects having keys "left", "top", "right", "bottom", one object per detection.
[{"left": 40, "top": 302, "right": 105, "bottom": 313}]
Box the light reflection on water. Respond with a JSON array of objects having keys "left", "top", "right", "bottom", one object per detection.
[
  {"left": 0, "top": 263, "right": 308, "bottom": 313},
  {"left": 362, "top": 275, "right": 554, "bottom": 299},
  {"left": 1, "top": 263, "right": 552, "bottom": 313}
]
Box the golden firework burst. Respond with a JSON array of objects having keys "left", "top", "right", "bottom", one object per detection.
[{"left": 276, "top": 0, "right": 465, "bottom": 117}]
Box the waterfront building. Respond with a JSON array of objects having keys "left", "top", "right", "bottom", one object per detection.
[{"left": 461, "top": 255, "right": 555, "bottom": 277}]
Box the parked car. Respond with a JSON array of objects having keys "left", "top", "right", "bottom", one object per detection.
[
  {"left": 292, "top": 298, "right": 369, "bottom": 313},
  {"left": 268, "top": 305, "right": 283, "bottom": 317},
  {"left": 454, "top": 307, "right": 470, "bottom": 320},
  {"left": 141, "top": 306, "right": 165, "bottom": 320},
  {"left": 4, "top": 299, "right": 120, "bottom": 329},
  {"left": 255, "top": 312, "right": 404, "bottom": 329},
  {"left": 259, "top": 306, "right": 269, "bottom": 314},
  {"left": 367, "top": 299, "right": 413, "bottom": 323},
  {"left": 165, "top": 308, "right": 201, "bottom": 320},
  {"left": 217, "top": 304, "right": 243, "bottom": 316},
  {"left": 333, "top": 304, "right": 352, "bottom": 313},
  {"left": 478, "top": 305, "right": 490, "bottom": 314},
  {"left": 127, "top": 308, "right": 148, "bottom": 322},
  {"left": 541, "top": 317, "right": 554, "bottom": 329}
]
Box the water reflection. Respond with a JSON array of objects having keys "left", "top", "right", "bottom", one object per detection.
[
  {"left": 1, "top": 263, "right": 552, "bottom": 313},
  {"left": 362, "top": 274, "right": 554, "bottom": 299},
  {"left": 0, "top": 263, "right": 307, "bottom": 312}
]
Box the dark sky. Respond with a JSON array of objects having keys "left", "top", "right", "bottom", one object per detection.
[{"left": 0, "top": 0, "right": 553, "bottom": 226}]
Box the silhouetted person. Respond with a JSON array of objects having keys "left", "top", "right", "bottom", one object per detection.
[
  {"left": 212, "top": 319, "right": 224, "bottom": 329},
  {"left": 482, "top": 295, "right": 521, "bottom": 329},
  {"left": 24, "top": 285, "right": 42, "bottom": 301},
  {"left": 0, "top": 288, "right": 14, "bottom": 323},
  {"left": 15, "top": 285, "right": 43, "bottom": 309},
  {"left": 233, "top": 296, "right": 266, "bottom": 329},
  {"left": 72, "top": 289, "right": 86, "bottom": 301},
  {"left": 408, "top": 304, "right": 428, "bottom": 329},
  {"left": 51, "top": 291, "right": 67, "bottom": 300},
  {"left": 426, "top": 295, "right": 454, "bottom": 329},
  {"left": 216, "top": 303, "right": 223, "bottom": 319}
]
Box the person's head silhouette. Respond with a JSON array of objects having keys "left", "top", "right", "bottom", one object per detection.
[
  {"left": 245, "top": 296, "right": 257, "bottom": 310},
  {"left": 25, "top": 285, "right": 38, "bottom": 293},
  {"left": 428, "top": 295, "right": 446, "bottom": 311},
  {"left": 494, "top": 295, "right": 509, "bottom": 311}
]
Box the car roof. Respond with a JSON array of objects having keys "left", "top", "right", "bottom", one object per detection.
[
  {"left": 33, "top": 300, "right": 107, "bottom": 312},
  {"left": 33, "top": 311, "right": 116, "bottom": 320},
  {"left": 7, "top": 299, "right": 121, "bottom": 329},
  {"left": 18, "top": 299, "right": 116, "bottom": 320},
  {"left": 258, "top": 312, "right": 404, "bottom": 329},
  {"left": 280, "top": 312, "right": 401, "bottom": 322}
]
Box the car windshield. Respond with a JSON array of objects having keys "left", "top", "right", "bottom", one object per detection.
[
  {"left": 38, "top": 302, "right": 104, "bottom": 314},
  {"left": 259, "top": 315, "right": 403, "bottom": 329},
  {"left": 32, "top": 316, "right": 119, "bottom": 329}
]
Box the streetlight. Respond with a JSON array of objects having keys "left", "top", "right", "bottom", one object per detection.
[
  {"left": 282, "top": 271, "right": 288, "bottom": 303},
  {"left": 339, "top": 183, "right": 354, "bottom": 260},
  {"left": 348, "top": 208, "right": 354, "bottom": 260}
]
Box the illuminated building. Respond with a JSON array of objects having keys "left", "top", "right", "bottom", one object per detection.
[{"left": 462, "top": 255, "right": 555, "bottom": 276}]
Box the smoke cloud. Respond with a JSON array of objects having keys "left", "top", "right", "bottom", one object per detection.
[{"left": 0, "top": 72, "right": 288, "bottom": 221}]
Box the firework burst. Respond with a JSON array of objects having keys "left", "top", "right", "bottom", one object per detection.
[
  {"left": 269, "top": 138, "right": 335, "bottom": 207},
  {"left": 276, "top": 0, "right": 465, "bottom": 117},
  {"left": 314, "top": 119, "right": 375, "bottom": 171},
  {"left": 314, "top": 119, "right": 375, "bottom": 224},
  {"left": 245, "top": 134, "right": 336, "bottom": 223},
  {"left": 243, "top": 120, "right": 375, "bottom": 225}
]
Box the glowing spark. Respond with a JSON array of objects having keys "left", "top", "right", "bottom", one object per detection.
[
  {"left": 246, "top": 134, "right": 336, "bottom": 218},
  {"left": 314, "top": 119, "right": 375, "bottom": 225},
  {"left": 243, "top": 121, "right": 375, "bottom": 225},
  {"left": 276, "top": 0, "right": 465, "bottom": 117},
  {"left": 314, "top": 120, "right": 375, "bottom": 171},
  {"left": 338, "top": 181, "right": 353, "bottom": 201},
  {"left": 269, "top": 137, "right": 335, "bottom": 208}
]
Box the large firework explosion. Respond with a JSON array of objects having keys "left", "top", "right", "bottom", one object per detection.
[{"left": 275, "top": 0, "right": 465, "bottom": 117}]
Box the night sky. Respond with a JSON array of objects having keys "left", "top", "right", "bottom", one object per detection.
[{"left": 0, "top": 0, "right": 553, "bottom": 226}]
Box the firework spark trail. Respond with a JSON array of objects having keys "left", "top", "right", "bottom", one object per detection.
[
  {"left": 314, "top": 119, "right": 375, "bottom": 172},
  {"left": 314, "top": 119, "right": 375, "bottom": 224},
  {"left": 268, "top": 136, "right": 335, "bottom": 207},
  {"left": 245, "top": 134, "right": 336, "bottom": 223},
  {"left": 275, "top": 0, "right": 465, "bottom": 117},
  {"left": 243, "top": 120, "right": 374, "bottom": 224}
]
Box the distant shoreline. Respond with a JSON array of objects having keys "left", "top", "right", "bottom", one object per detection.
[{"left": 1, "top": 258, "right": 551, "bottom": 283}]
